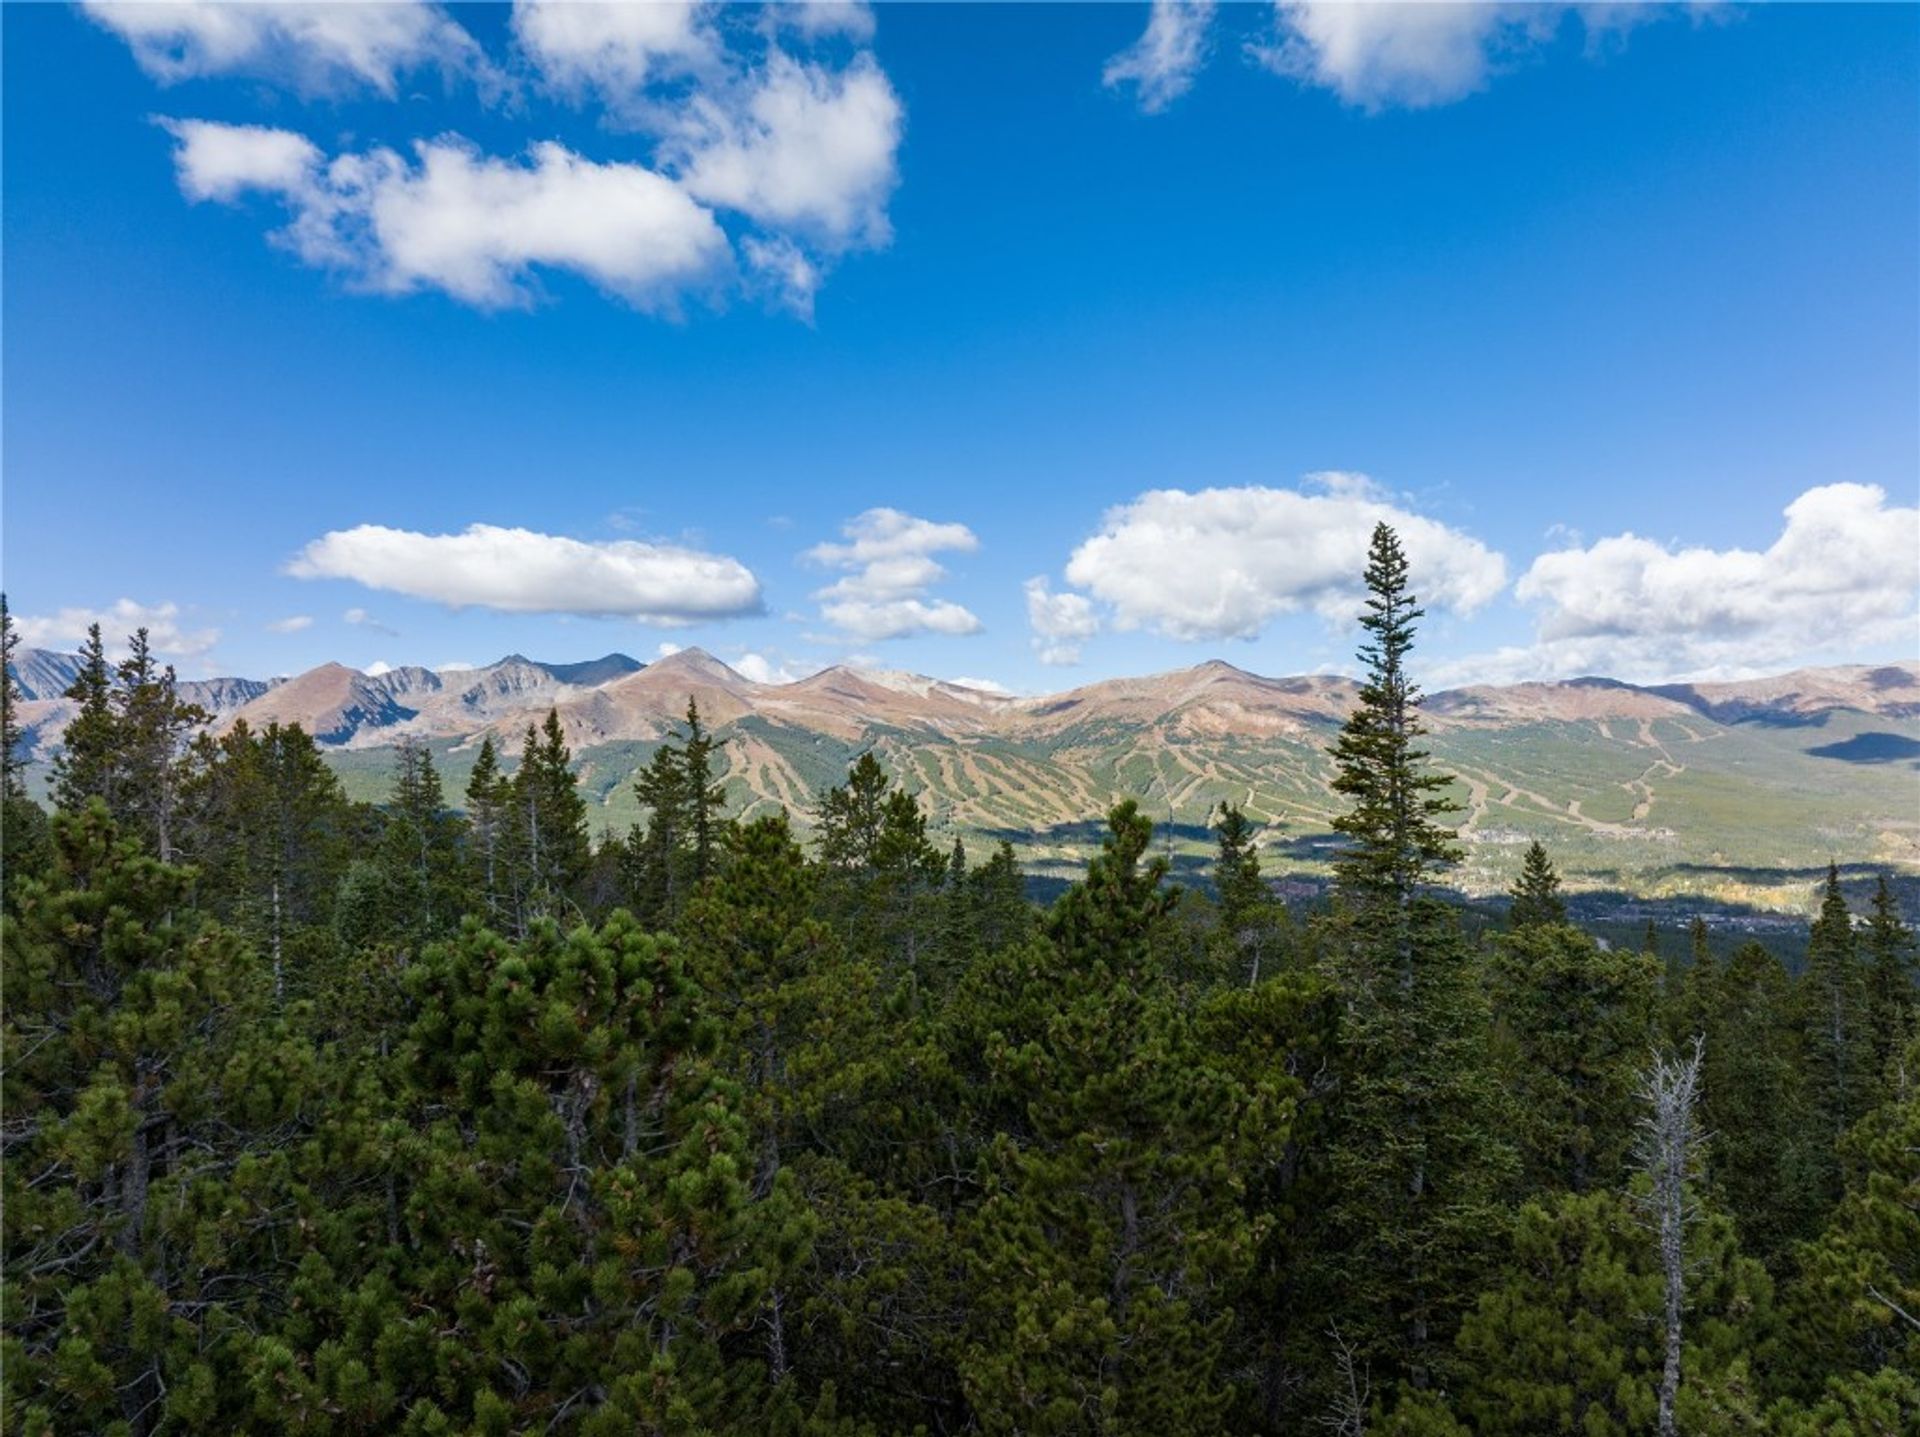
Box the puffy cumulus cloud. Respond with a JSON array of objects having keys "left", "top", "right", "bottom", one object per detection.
[
  {"left": 16, "top": 599, "right": 219, "bottom": 661},
  {"left": 1061, "top": 476, "right": 1507, "bottom": 642},
  {"left": 729, "top": 650, "right": 823, "bottom": 685},
  {"left": 163, "top": 118, "right": 321, "bottom": 199},
  {"left": 289, "top": 523, "right": 764, "bottom": 625},
  {"left": 511, "top": 0, "right": 718, "bottom": 110},
  {"left": 1251, "top": 1, "right": 1535, "bottom": 110},
  {"left": 1104, "top": 1, "right": 1217, "bottom": 114},
  {"left": 119, "top": 6, "right": 904, "bottom": 317},
  {"left": 161, "top": 121, "right": 730, "bottom": 310},
  {"left": 1460, "top": 482, "right": 1920, "bottom": 684},
  {"left": 670, "top": 50, "right": 902, "bottom": 249},
  {"left": 266, "top": 614, "right": 314, "bottom": 634},
  {"left": 1024, "top": 577, "right": 1101, "bottom": 667},
  {"left": 1124, "top": 2, "right": 1698, "bottom": 114},
  {"left": 82, "top": 0, "right": 491, "bottom": 95},
  {"left": 806, "top": 508, "right": 983, "bottom": 642}
]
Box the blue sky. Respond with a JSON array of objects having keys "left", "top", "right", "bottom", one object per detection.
[{"left": 5, "top": 2, "right": 1917, "bottom": 692}]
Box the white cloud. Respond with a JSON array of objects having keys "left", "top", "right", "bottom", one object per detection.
[
  {"left": 730, "top": 650, "right": 822, "bottom": 684},
  {"left": 1060, "top": 475, "right": 1507, "bottom": 642},
  {"left": 947, "top": 674, "right": 1016, "bottom": 696},
  {"left": 511, "top": 0, "right": 718, "bottom": 110},
  {"left": 1024, "top": 577, "right": 1101, "bottom": 666},
  {"left": 267, "top": 614, "right": 314, "bottom": 633},
  {"left": 741, "top": 233, "right": 821, "bottom": 317},
  {"left": 770, "top": 1, "right": 876, "bottom": 43},
  {"left": 122, "top": 5, "right": 905, "bottom": 319},
  {"left": 1105, "top": 1, "right": 1217, "bottom": 114},
  {"left": 291, "top": 522, "right": 764, "bottom": 625},
  {"left": 343, "top": 606, "right": 399, "bottom": 637},
  {"left": 162, "top": 120, "right": 731, "bottom": 311},
  {"left": 364, "top": 659, "right": 396, "bottom": 678},
  {"left": 806, "top": 508, "right": 983, "bottom": 641},
  {"left": 1456, "top": 482, "right": 1920, "bottom": 684},
  {"left": 84, "top": 0, "right": 490, "bottom": 95},
  {"left": 1241, "top": 2, "right": 1691, "bottom": 112},
  {"left": 16, "top": 599, "right": 219, "bottom": 661},
  {"left": 670, "top": 50, "right": 901, "bottom": 248}
]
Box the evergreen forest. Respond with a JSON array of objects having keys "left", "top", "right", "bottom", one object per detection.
[{"left": 3, "top": 527, "right": 1915, "bottom": 1436}]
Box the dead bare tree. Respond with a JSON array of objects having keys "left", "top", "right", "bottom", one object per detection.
[
  {"left": 1634, "top": 1037, "right": 1706, "bottom": 1437},
  {"left": 1316, "top": 1326, "right": 1371, "bottom": 1437}
]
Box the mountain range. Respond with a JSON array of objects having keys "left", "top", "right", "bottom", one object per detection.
[{"left": 14, "top": 647, "right": 1919, "bottom": 914}]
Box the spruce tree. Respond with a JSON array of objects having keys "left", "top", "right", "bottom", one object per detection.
[
  {"left": 111, "top": 627, "right": 208, "bottom": 860},
  {"left": 0, "top": 592, "right": 24, "bottom": 804},
  {"left": 464, "top": 733, "right": 510, "bottom": 928},
  {"left": 0, "top": 593, "right": 49, "bottom": 877},
  {"left": 1214, "top": 802, "right": 1283, "bottom": 985},
  {"left": 1490, "top": 922, "right": 1657, "bottom": 1193},
  {"left": 1328, "top": 523, "right": 1462, "bottom": 937},
  {"left": 1861, "top": 876, "right": 1915, "bottom": 1080},
  {"left": 1701, "top": 941, "right": 1827, "bottom": 1261},
  {"left": 512, "top": 709, "right": 589, "bottom": 926},
  {"left": 815, "top": 751, "right": 891, "bottom": 872},
  {"left": 51, "top": 623, "right": 118, "bottom": 814},
  {"left": 679, "top": 697, "right": 726, "bottom": 885},
  {"left": 1314, "top": 522, "right": 1513, "bottom": 1394},
  {"left": 1802, "top": 864, "right": 1872, "bottom": 1189},
  {"left": 1508, "top": 840, "right": 1567, "bottom": 929}
]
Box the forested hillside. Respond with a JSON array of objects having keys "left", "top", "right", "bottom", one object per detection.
[{"left": 3, "top": 531, "right": 1916, "bottom": 1436}]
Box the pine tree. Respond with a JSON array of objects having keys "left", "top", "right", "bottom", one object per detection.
[
  {"left": 464, "top": 733, "right": 510, "bottom": 928},
  {"left": 111, "top": 627, "right": 209, "bottom": 860},
  {"left": 941, "top": 834, "right": 976, "bottom": 969},
  {"left": 1214, "top": 802, "right": 1283, "bottom": 985},
  {"left": 511, "top": 709, "right": 589, "bottom": 927},
  {"left": 2, "top": 805, "right": 307, "bottom": 1433},
  {"left": 680, "top": 813, "right": 864, "bottom": 1397},
  {"left": 51, "top": 623, "right": 118, "bottom": 814},
  {"left": 815, "top": 751, "right": 892, "bottom": 873},
  {"left": 1314, "top": 523, "right": 1513, "bottom": 1395},
  {"left": 0, "top": 593, "right": 50, "bottom": 877},
  {"left": 180, "top": 719, "right": 352, "bottom": 1002},
  {"left": 971, "top": 838, "right": 1033, "bottom": 954},
  {"left": 1490, "top": 922, "right": 1657, "bottom": 1193},
  {"left": 366, "top": 736, "right": 461, "bottom": 946},
  {"left": 1396, "top": 1185, "right": 1771, "bottom": 1437},
  {"left": 1787, "top": 1028, "right": 1919, "bottom": 1388},
  {"left": 679, "top": 697, "right": 726, "bottom": 885},
  {"left": 1700, "top": 941, "right": 1827, "bottom": 1261},
  {"left": 1329, "top": 523, "right": 1462, "bottom": 936},
  {"left": 956, "top": 804, "right": 1309, "bottom": 1435},
  {"left": 1861, "top": 876, "right": 1916, "bottom": 1080},
  {"left": 1802, "top": 864, "right": 1872, "bottom": 1198},
  {"left": 0, "top": 593, "right": 24, "bottom": 804},
  {"left": 1508, "top": 840, "right": 1568, "bottom": 929}
]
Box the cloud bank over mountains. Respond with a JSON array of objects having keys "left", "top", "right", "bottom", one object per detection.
[
  {"left": 92, "top": 1, "right": 899, "bottom": 317},
  {"left": 17, "top": 481, "right": 1913, "bottom": 688}
]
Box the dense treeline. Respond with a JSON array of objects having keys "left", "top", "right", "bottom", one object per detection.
[{"left": 2, "top": 534, "right": 1915, "bottom": 1436}]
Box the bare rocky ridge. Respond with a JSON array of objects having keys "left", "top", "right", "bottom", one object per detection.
[{"left": 12, "top": 646, "right": 1918, "bottom": 754}]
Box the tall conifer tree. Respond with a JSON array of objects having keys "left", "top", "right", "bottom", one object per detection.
[
  {"left": 1314, "top": 523, "right": 1513, "bottom": 1394},
  {"left": 1508, "top": 840, "right": 1568, "bottom": 929}
]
